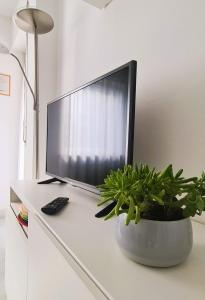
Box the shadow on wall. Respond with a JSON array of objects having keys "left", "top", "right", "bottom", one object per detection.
[
  {"left": 132, "top": 45, "right": 205, "bottom": 176},
  {"left": 133, "top": 95, "right": 172, "bottom": 170},
  {"left": 133, "top": 84, "right": 205, "bottom": 176}
]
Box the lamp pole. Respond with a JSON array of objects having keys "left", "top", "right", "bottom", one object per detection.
[
  {"left": 14, "top": 8, "right": 54, "bottom": 179},
  {"left": 34, "top": 28, "right": 39, "bottom": 178}
]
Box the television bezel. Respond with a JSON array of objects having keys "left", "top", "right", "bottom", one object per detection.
[{"left": 46, "top": 60, "right": 137, "bottom": 192}]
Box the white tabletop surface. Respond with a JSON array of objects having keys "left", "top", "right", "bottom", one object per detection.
[{"left": 11, "top": 180, "right": 205, "bottom": 300}]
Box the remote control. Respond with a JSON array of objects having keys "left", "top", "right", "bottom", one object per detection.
[
  {"left": 41, "top": 197, "right": 69, "bottom": 215},
  {"left": 95, "top": 201, "right": 129, "bottom": 218},
  {"left": 95, "top": 201, "right": 116, "bottom": 218}
]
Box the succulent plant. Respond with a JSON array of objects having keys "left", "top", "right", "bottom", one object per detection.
[{"left": 98, "top": 164, "right": 205, "bottom": 225}]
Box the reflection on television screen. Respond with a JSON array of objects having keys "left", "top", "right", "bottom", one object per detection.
[{"left": 47, "top": 62, "right": 136, "bottom": 186}]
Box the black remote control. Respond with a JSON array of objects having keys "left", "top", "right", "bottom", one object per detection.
[
  {"left": 41, "top": 197, "right": 69, "bottom": 215},
  {"left": 95, "top": 201, "right": 116, "bottom": 218}
]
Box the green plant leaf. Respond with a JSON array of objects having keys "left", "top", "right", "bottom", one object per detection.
[
  {"left": 97, "top": 164, "right": 205, "bottom": 222},
  {"left": 196, "top": 195, "right": 204, "bottom": 211},
  {"left": 159, "top": 164, "right": 173, "bottom": 178},
  {"left": 126, "top": 197, "right": 135, "bottom": 225},
  {"left": 135, "top": 206, "right": 140, "bottom": 224},
  {"left": 115, "top": 196, "right": 124, "bottom": 215},
  {"left": 104, "top": 206, "right": 116, "bottom": 220},
  {"left": 151, "top": 194, "right": 164, "bottom": 205},
  {"left": 175, "top": 169, "right": 183, "bottom": 178}
]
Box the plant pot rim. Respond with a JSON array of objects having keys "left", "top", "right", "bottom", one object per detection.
[
  {"left": 140, "top": 217, "right": 190, "bottom": 223},
  {"left": 119, "top": 214, "right": 190, "bottom": 224}
]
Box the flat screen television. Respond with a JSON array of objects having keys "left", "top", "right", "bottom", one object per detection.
[{"left": 46, "top": 60, "right": 137, "bottom": 190}]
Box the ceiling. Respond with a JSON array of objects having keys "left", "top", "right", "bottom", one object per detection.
[
  {"left": 0, "top": 0, "right": 20, "bottom": 17},
  {"left": 83, "top": 0, "right": 112, "bottom": 9}
]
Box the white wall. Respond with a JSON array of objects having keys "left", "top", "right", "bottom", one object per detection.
[
  {"left": 54, "top": 0, "right": 205, "bottom": 178},
  {"left": 0, "top": 15, "right": 12, "bottom": 49},
  {"left": 0, "top": 53, "right": 23, "bottom": 209},
  {"left": 0, "top": 14, "right": 23, "bottom": 209}
]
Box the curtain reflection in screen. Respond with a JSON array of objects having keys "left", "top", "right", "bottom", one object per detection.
[{"left": 47, "top": 68, "right": 129, "bottom": 185}]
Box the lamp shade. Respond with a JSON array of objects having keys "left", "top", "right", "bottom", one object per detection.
[{"left": 14, "top": 8, "right": 54, "bottom": 34}]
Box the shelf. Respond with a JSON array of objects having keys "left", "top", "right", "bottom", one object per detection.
[
  {"left": 11, "top": 202, "right": 22, "bottom": 217},
  {"left": 10, "top": 188, "right": 28, "bottom": 238}
]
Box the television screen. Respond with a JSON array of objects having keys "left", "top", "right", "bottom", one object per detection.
[{"left": 46, "top": 61, "right": 137, "bottom": 188}]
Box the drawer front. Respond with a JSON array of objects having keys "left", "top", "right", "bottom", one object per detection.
[
  {"left": 27, "top": 213, "right": 101, "bottom": 300},
  {"left": 5, "top": 209, "right": 28, "bottom": 300}
]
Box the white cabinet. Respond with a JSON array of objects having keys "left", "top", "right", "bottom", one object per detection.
[
  {"left": 5, "top": 187, "right": 107, "bottom": 300},
  {"left": 7, "top": 181, "right": 205, "bottom": 300},
  {"left": 5, "top": 209, "right": 28, "bottom": 300},
  {"left": 27, "top": 214, "right": 96, "bottom": 300}
]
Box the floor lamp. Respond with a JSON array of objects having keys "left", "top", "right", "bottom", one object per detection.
[
  {"left": 0, "top": 43, "right": 36, "bottom": 107},
  {"left": 2, "top": 8, "right": 54, "bottom": 179}
]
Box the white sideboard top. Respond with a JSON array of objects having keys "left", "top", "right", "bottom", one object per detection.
[{"left": 10, "top": 180, "right": 205, "bottom": 300}]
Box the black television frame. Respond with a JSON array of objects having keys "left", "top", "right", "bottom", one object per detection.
[{"left": 46, "top": 60, "right": 137, "bottom": 192}]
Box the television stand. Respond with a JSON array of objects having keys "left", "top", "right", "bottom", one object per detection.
[
  {"left": 6, "top": 181, "right": 205, "bottom": 300},
  {"left": 38, "top": 177, "right": 67, "bottom": 184}
]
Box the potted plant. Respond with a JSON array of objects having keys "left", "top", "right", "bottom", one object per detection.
[{"left": 97, "top": 164, "right": 205, "bottom": 267}]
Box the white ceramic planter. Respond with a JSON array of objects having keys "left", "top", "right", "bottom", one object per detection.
[{"left": 116, "top": 214, "right": 193, "bottom": 267}]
